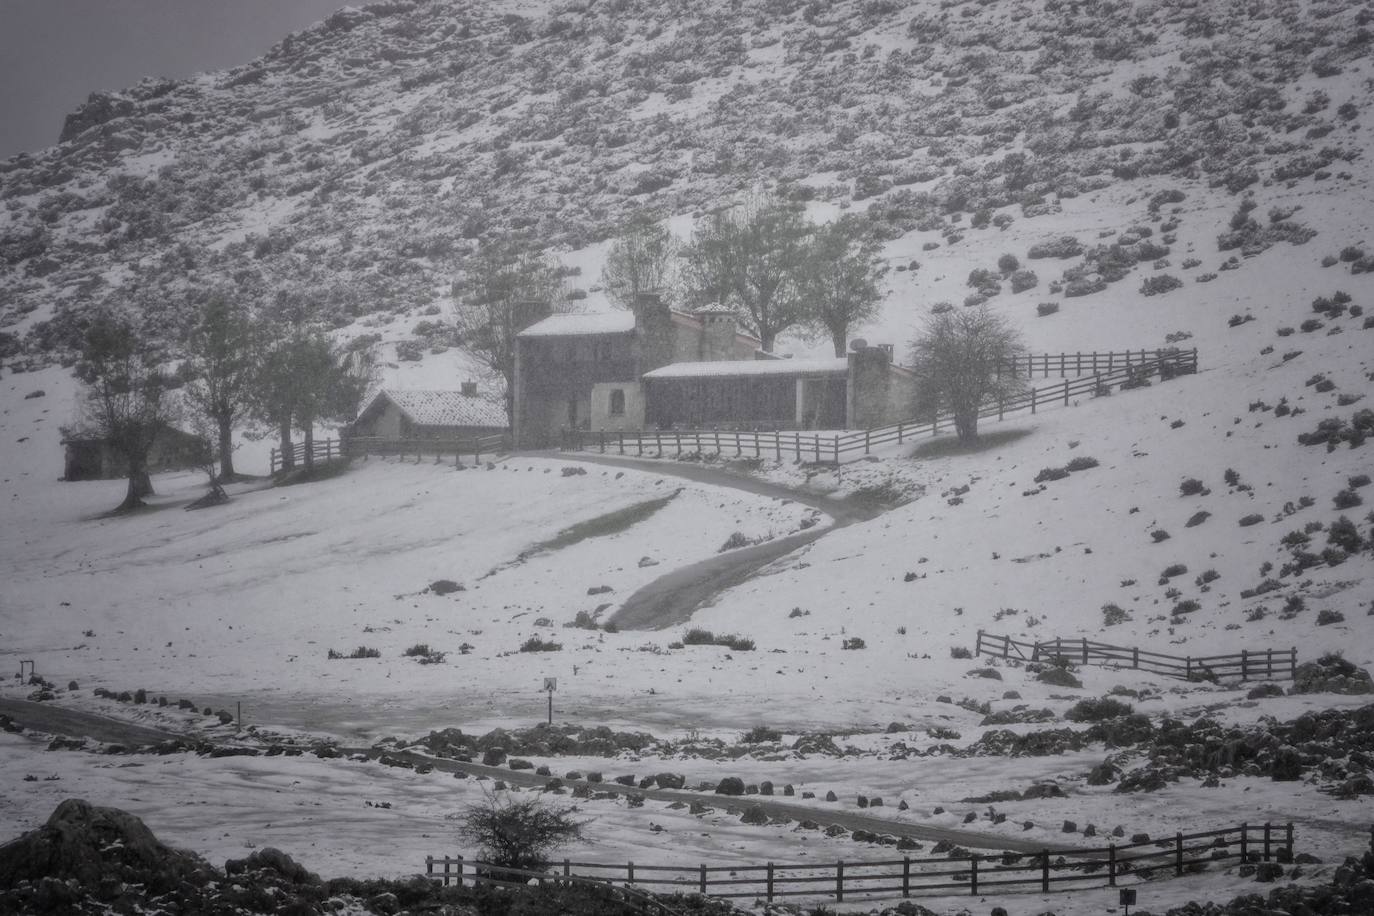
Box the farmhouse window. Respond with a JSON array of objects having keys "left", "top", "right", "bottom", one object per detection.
[{"left": 609, "top": 389, "right": 626, "bottom": 416}]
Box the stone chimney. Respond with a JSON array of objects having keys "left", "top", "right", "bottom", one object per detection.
[
  {"left": 634, "top": 291, "right": 676, "bottom": 374},
  {"left": 846, "top": 339, "right": 893, "bottom": 429},
  {"left": 694, "top": 303, "right": 738, "bottom": 361}
]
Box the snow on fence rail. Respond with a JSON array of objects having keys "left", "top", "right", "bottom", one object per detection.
[
  {"left": 425, "top": 821, "right": 1292, "bottom": 904},
  {"left": 270, "top": 434, "right": 508, "bottom": 474},
  {"left": 996, "top": 348, "right": 1185, "bottom": 380},
  {"left": 559, "top": 349, "right": 1198, "bottom": 465},
  {"left": 976, "top": 630, "right": 1298, "bottom": 682}
]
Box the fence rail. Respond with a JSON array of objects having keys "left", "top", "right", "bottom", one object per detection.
[
  {"left": 996, "top": 349, "right": 1180, "bottom": 380},
  {"left": 427, "top": 821, "right": 1291, "bottom": 904},
  {"left": 270, "top": 434, "right": 509, "bottom": 475},
  {"left": 560, "top": 349, "right": 1197, "bottom": 465},
  {"left": 975, "top": 630, "right": 1298, "bottom": 682}
]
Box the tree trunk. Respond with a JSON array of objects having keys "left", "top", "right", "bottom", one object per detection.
[
  {"left": 831, "top": 328, "right": 847, "bottom": 358},
  {"left": 760, "top": 330, "right": 776, "bottom": 353},
  {"left": 278, "top": 418, "right": 294, "bottom": 471},
  {"left": 117, "top": 456, "right": 150, "bottom": 512},
  {"left": 303, "top": 423, "right": 315, "bottom": 471},
  {"left": 954, "top": 410, "right": 979, "bottom": 444},
  {"left": 217, "top": 415, "right": 236, "bottom": 482}
]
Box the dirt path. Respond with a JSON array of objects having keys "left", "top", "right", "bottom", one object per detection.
[
  {"left": 0, "top": 697, "right": 183, "bottom": 746},
  {"left": 529, "top": 452, "right": 883, "bottom": 630},
  {"left": 1, "top": 696, "right": 1079, "bottom": 855},
  {"left": 350, "top": 747, "right": 1082, "bottom": 855}
]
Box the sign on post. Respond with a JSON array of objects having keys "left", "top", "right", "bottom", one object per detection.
[{"left": 544, "top": 677, "right": 556, "bottom": 724}]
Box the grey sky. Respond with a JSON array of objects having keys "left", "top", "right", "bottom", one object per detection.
[{"left": 0, "top": 0, "right": 346, "bottom": 160}]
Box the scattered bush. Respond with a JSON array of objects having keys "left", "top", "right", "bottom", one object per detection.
[
  {"left": 718, "top": 531, "right": 754, "bottom": 551},
  {"left": 1239, "top": 514, "right": 1264, "bottom": 527},
  {"left": 1065, "top": 456, "right": 1099, "bottom": 472},
  {"left": 1102, "top": 604, "right": 1130, "bottom": 626},
  {"left": 1160, "top": 563, "right": 1188, "bottom": 579},
  {"left": 1140, "top": 274, "right": 1183, "bottom": 296},
  {"left": 328, "top": 646, "right": 380, "bottom": 660},
  {"left": 1035, "top": 466, "right": 1070, "bottom": 483},
  {"left": 1151, "top": 529, "right": 1171, "bottom": 543},
  {"left": 403, "top": 643, "right": 447, "bottom": 664},
  {"left": 842, "top": 637, "right": 867, "bottom": 650},
  {"left": 1179, "top": 478, "right": 1207, "bottom": 497},
  {"left": 950, "top": 646, "right": 973, "bottom": 659},
  {"left": 1065, "top": 698, "right": 1134, "bottom": 721},
  {"left": 1334, "top": 489, "right": 1363, "bottom": 510},
  {"left": 741, "top": 726, "right": 781, "bottom": 744},
  {"left": 1036, "top": 301, "right": 1060, "bottom": 317},
  {"left": 1317, "top": 609, "right": 1346, "bottom": 626},
  {"left": 520, "top": 637, "right": 563, "bottom": 653},
  {"left": 683, "top": 628, "right": 716, "bottom": 645}
]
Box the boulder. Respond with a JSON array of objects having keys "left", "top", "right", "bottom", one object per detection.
[
  {"left": 740, "top": 805, "right": 769, "bottom": 826},
  {"left": 715, "top": 777, "right": 745, "bottom": 796}
]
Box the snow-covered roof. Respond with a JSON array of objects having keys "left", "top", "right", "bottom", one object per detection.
[
  {"left": 693, "top": 302, "right": 737, "bottom": 315},
  {"left": 363, "top": 389, "right": 507, "bottom": 429},
  {"left": 517, "top": 312, "right": 636, "bottom": 338},
  {"left": 642, "top": 358, "right": 850, "bottom": 380}
]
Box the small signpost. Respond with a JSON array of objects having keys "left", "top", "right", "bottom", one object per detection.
[
  {"left": 544, "top": 677, "right": 556, "bottom": 725},
  {"left": 1120, "top": 888, "right": 1137, "bottom": 914}
]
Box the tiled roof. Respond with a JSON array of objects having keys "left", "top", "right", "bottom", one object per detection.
[
  {"left": 642, "top": 358, "right": 849, "bottom": 380},
  {"left": 517, "top": 312, "right": 636, "bottom": 337},
  {"left": 364, "top": 389, "right": 508, "bottom": 429}
]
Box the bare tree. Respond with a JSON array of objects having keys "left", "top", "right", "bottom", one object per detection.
[
  {"left": 908, "top": 305, "right": 1026, "bottom": 445},
  {"left": 181, "top": 292, "right": 258, "bottom": 482},
  {"left": 601, "top": 214, "right": 678, "bottom": 309},
  {"left": 248, "top": 334, "right": 300, "bottom": 472},
  {"left": 455, "top": 791, "right": 588, "bottom": 873},
  {"left": 681, "top": 193, "right": 811, "bottom": 352},
  {"left": 800, "top": 218, "right": 889, "bottom": 356},
  {"left": 73, "top": 310, "right": 177, "bottom": 512},
  {"left": 453, "top": 244, "right": 563, "bottom": 422}
]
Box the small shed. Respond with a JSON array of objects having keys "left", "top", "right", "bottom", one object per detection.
[
  {"left": 62, "top": 425, "right": 210, "bottom": 481},
  {"left": 351, "top": 387, "right": 508, "bottom": 440}
]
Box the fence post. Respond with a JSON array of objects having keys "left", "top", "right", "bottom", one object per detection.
[
  {"left": 1064, "top": 379, "right": 1070, "bottom": 406},
  {"left": 970, "top": 853, "right": 979, "bottom": 895},
  {"left": 1240, "top": 823, "right": 1249, "bottom": 862},
  {"left": 1175, "top": 832, "right": 1185, "bottom": 876},
  {"left": 1031, "top": 387, "right": 1037, "bottom": 414},
  {"left": 836, "top": 861, "right": 844, "bottom": 902},
  {"left": 814, "top": 435, "right": 820, "bottom": 463},
  {"left": 1041, "top": 851, "right": 1050, "bottom": 893},
  {"left": 775, "top": 433, "right": 781, "bottom": 462},
  {"left": 898, "top": 422, "right": 905, "bottom": 444},
  {"left": 627, "top": 861, "right": 635, "bottom": 885},
  {"left": 998, "top": 396, "right": 1004, "bottom": 420},
  {"left": 457, "top": 856, "right": 464, "bottom": 887},
  {"left": 902, "top": 856, "right": 910, "bottom": 897},
  {"left": 1133, "top": 646, "right": 1139, "bottom": 669},
  {"left": 976, "top": 630, "right": 983, "bottom": 656},
  {"left": 1263, "top": 823, "right": 1272, "bottom": 860},
  {"left": 794, "top": 432, "right": 801, "bottom": 460},
  {"left": 1082, "top": 640, "right": 1088, "bottom": 665},
  {"left": 1108, "top": 844, "right": 1117, "bottom": 886},
  {"left": 1241, "top": 649, "right": 1248, "bottom": 680},
  {"left": 865, "top": 429, "right": 871, "bottom": 454},
  {"left": 1289, "top": 647, "right": 1296, "bottom": 679},
  {"left": 1285, "top": 823, "right": 1294, "bottom": 861},
  {"left": 767, "top": 862, "right": 774, "bottom": 902}
]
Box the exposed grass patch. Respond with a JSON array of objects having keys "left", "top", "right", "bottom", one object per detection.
[
  {"left": 517, "top": 490, "right": 682, "bottom": 560},
  {"left": 909, "top": 427, "right": 1033, "bottom": 460}
]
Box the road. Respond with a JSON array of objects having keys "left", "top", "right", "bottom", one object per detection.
[
  {"left": 531, "top": 452, "right": 883, "bottom": 630},
  {"left": 0, "top": 696, "right": 184, "bottom": 746},
  {"left": 0, "top": 697, "right": 1077, "bottom": 855}
]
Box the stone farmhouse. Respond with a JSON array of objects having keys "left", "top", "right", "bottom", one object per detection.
[
  {"left": 351, "top": 387, "right": 508, "bottom": 440},
  {"left": 62, "top": 424, "right": 209, "bottom": 482},
  {"left": 513, "top": 293, "right": 915, "bottom": 448}
]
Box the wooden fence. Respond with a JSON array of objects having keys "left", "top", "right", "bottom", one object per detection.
[
  {"left": 270, "top": 434, "right": 508, "bottom": 475},
  {"left": 426, "top": 822, "right": 1291, "bottom": 904},
  {"left": 996, "top": 349, "right": 1181, "bottom": 380},
  {"left": 975, "top": 630, "right": 1298, "bottom": 682},
  {"left": 560, "top": 349, "right": 1197, "bottom": 465}
]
